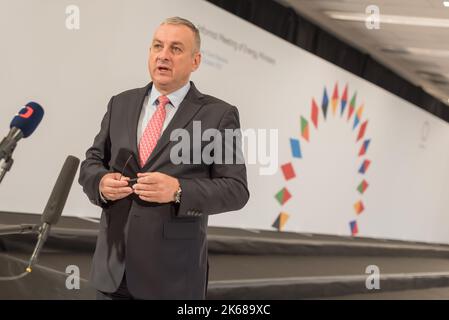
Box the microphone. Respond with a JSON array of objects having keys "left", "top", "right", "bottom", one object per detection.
[
  {"left": 0, "top": 102, "right": 44, "bottom": 159},
  {"left": 0, "top": 102, "right": 44, "bottom": 184},
  {"left": 26, "top": 155, "right": 80, "bottom": 273}
]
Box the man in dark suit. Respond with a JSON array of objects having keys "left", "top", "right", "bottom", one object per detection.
[{"left": 78, "top": 17, "right": 249, "bottom": 300}]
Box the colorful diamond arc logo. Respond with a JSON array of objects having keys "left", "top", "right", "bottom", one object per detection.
[{"left": 273, "top": 83, "right": 372, "bottom": 236}]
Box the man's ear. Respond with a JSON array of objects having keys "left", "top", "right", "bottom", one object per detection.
[{"left": 191, "top": 52, "right": 202, "bottom": 72}]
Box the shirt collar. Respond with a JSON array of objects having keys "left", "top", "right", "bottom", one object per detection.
[{"left": 149, "top": 82, "right": 191, "bottom": 109}]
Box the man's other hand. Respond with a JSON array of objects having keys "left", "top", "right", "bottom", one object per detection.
[{"left": 133, "top": 172, "right": 179, "bottom": 203}]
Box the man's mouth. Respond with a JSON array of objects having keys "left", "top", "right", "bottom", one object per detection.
[{"left": 157, "top": 66, "right": 171, "bottom": 73}]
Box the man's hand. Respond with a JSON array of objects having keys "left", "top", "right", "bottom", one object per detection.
[
  {"left": 99, "top": 173, "right": 133, "bottom": 201},
  {"left": 133, "top": 172, "right": 179, "bottom": 203}
]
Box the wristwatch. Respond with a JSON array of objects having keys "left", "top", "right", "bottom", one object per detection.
[{"left": 174, "top": 186, "right": 182, "bottom": 204}]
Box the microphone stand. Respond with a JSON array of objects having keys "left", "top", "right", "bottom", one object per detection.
[
  {"left": 0, "top": 223, "right": 40, "bottom": 281},
  {"left": 0, "top": 133, "right": 19, "bottom": 184},
  {"left": 0, "top": 154, "right": 14, "bottom": 184},
  {"left": 0, "top": 223, "right": 40, "bottom": 236},
  {"left": 0, "top": 155, "right": 79, "bottom": 281},
  {"left": 0, "top": 223, "right": 41, "bottom": 281}
]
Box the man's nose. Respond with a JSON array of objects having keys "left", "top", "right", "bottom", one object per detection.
[{"left": 157, "top": 46, "right": 171, "bottom": 61}]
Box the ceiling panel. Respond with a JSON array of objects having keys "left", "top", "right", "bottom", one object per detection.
[{"left": 277, "top": 0, "right": 449, "bottom": 104}]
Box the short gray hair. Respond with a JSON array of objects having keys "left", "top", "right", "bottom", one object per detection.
[{"left": 161, "top": 17, "right": 201, "bottom": 53}]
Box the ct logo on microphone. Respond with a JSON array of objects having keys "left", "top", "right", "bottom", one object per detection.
[{"left": 18, "top": 106, "right": 34, "bottom": 119}]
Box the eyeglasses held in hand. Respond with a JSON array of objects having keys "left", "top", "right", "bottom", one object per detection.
[{"left": 119, "top": 154, "right": 138, "bottom": 186}]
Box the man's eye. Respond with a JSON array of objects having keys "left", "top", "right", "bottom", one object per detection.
[
  {"left": 153, "top": 44, "right": 162, "bottom": 49},
  {"left": 172, "top": 47, "right": 182, "bottom": 53}
]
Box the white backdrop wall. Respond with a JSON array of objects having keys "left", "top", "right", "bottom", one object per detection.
[{"left": 1, "top": 0, "right": 449, "bottom": 243}]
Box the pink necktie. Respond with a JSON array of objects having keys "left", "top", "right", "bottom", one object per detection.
[{"left": 138, "top": 95, "right": 170, "bottom": 167}]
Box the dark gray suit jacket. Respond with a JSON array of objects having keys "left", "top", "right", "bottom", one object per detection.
[{"left": 78, "top": 82, "right": 249, "bottom": 299}]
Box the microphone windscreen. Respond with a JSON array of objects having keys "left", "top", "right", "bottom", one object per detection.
[
  {"left": 41, "top": 155, "right": 80, "bottom": 225},
  {"left": 10, "top": 102, "right": 44, "bottom": 138}
]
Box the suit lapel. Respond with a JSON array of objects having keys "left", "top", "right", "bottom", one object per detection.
[
  {"left": 128, "top": 83, "right": 152, "bottom": 160},
  {"left": 142, "top": 82, "right": 205, "bottom": 171}
]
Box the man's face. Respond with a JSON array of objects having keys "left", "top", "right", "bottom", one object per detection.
[{"left": 149, "top": 24, "right": 201, "bottom": 94}]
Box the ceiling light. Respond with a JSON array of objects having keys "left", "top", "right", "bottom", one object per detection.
[
  {"left": 382, "top": 46, "right": 449, "bottom": 58},
  {"left": 325, "top": 11, "right": 449, "bottom": 28},
  {"left": 416, "top": 70, "right": 447, "bottom": 80},
  {"left": 380, "top": 47, "right": 408, "bottom": 54},
  {"left": 404, "top": 47, "right": 449, "bottom": 58},
  {"left": 444, "top": 2, "right": 449, "bottom": 8}
]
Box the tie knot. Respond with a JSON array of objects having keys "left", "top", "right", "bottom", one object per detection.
[{"left": 158, "top": 95, "right": 170, "bottom": 108}]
